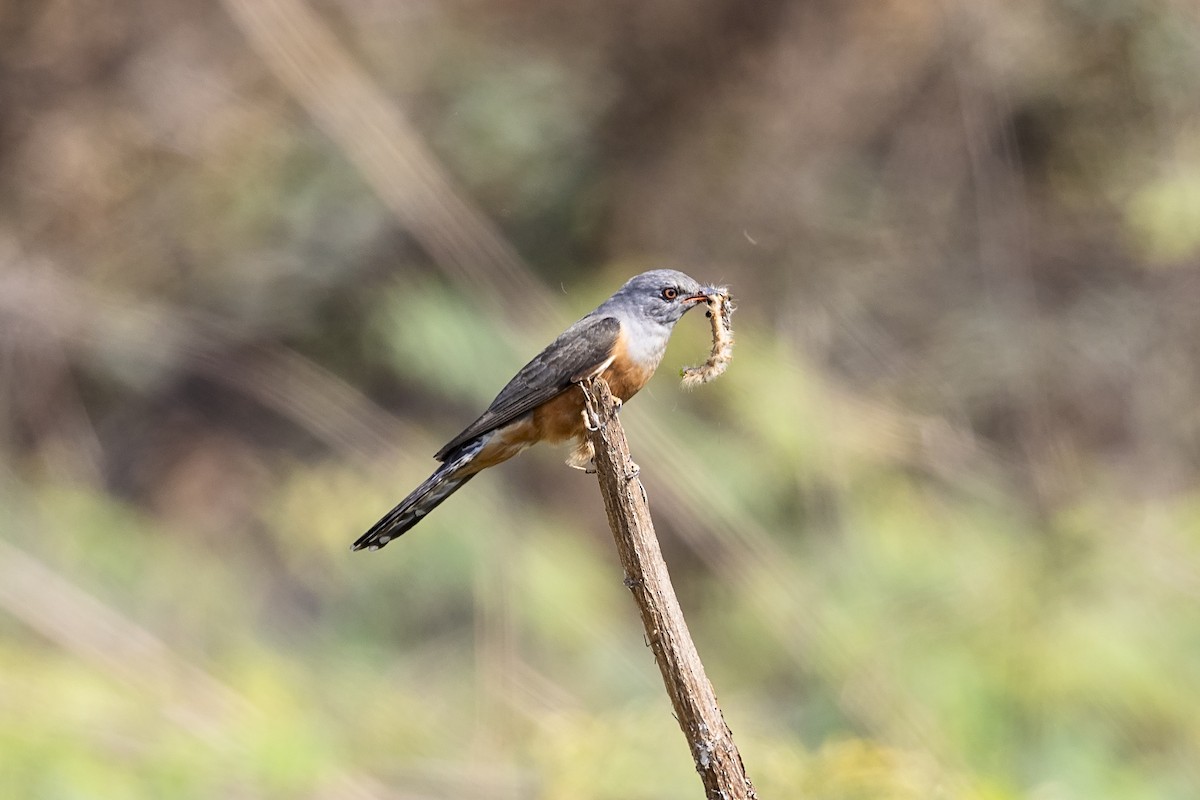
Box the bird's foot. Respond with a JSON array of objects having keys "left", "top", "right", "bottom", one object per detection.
[
  {"left": 625, "top": 461, "right": 640, "bottom": 481},
  {"left": 577, "top": 380, "right": 606, "bottom": 431}
]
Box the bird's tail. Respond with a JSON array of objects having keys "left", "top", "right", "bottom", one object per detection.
[{"left": 351, "top": 436, "right": 486, "bottom": 551}]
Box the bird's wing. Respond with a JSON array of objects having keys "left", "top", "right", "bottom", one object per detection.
[{"left": 433, "top": 315, "right": 621, "bottom": 461}]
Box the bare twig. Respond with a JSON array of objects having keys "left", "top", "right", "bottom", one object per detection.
[{"left": 579, "top": 377, "right": 757, "bottom": 800}]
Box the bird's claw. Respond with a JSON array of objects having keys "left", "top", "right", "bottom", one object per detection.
[
  {"left": 581, "top": 406, "right": 601, "bottom": 432},
  {"left": 625, "top": 462, "right": 641, "bottom": 481}
]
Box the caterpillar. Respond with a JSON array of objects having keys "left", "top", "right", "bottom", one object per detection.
[{"left": 681, "top": 289, "right": 734, "bottom": 388}]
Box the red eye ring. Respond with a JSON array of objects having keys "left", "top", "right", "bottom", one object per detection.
[{"left": 662, "top": 287, "right": 679, "bottom": 301}]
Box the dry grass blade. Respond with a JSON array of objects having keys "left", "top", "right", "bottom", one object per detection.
[{"left": 220, "top": 0, "right": 559, "bottom": 330}]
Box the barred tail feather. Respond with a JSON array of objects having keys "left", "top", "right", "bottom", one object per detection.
[{"left": 352, "top": 436, "right": 487, "bottom": 551}]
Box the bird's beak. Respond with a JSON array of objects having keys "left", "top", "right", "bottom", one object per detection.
[{"left": 683, "top": 285, "right": 724, "bottom": 304}]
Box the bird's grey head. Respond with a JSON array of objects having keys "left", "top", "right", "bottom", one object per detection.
[{"left": 603, "top": 269, "right": 712, "bottom": 327}]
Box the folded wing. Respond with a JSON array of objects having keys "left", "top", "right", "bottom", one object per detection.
[{"left": 433, "top": 315, "right": 621, "bottom": 461}]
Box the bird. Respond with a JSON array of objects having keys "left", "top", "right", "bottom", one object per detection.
[{"left": 352, "top": 269, "right": 717, "bottom": 551}]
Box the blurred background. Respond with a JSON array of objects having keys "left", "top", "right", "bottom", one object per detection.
[{"left": 2, "top": 1, "right": 1200, "bottom": 797}]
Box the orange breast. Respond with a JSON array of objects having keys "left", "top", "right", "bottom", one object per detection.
[
  {"left": 464, "top": 338, "right": 660, "bottom": 472},
  {"left": 540, "top": 347, "right": 656, "bottom": 438},
  {"left": 466, "top": 390, "right": 591, "bottom": 473},
  {"left": 600, "top": 340, "right": 657, "bottom": 402}
]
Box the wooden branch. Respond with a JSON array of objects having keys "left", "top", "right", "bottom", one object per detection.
[{"left": 580, "top": 377, "right": 757, "bottom": 800}]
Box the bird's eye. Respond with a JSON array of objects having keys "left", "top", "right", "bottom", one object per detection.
[{"left": 661, "top": 287, "right": 679, "bottom": 301}]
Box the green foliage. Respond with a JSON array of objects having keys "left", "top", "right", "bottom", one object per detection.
[
  {"left": 10, "top": 322, "right": 1200, "bottom": 796},
  {"left": 1126, "top": 166, "right": 1200, "bottom": 264}
]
